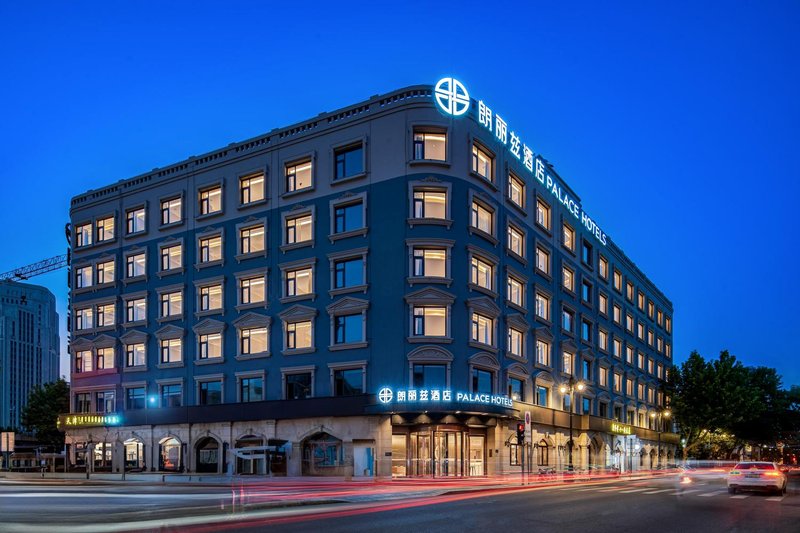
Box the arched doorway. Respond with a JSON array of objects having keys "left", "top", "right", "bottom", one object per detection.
[
  {"left": 590, "top": 437, "right": 606, "bottom": 470},
  {"left": 537, "top": 439, "right": 551, "bottom": 468},
  {"left": 159, "top": 437, "right": 182, "bottom": 472},
  {"left": 195, "top": 437, "right": 220, "bottom": 473},
  {"left": 302, "top": 432, "right": 344, "bottom": 476},
  {"left": 235, "top": 435, "right": 265, "bottom": 475},
  {"left": 124, "top": 438, "right": 144, "bottom": 471},
  {"left": 649, "top": 449, "right": 656, "bottom": 470},
  {"left": 93, "top": 442, "right": 113, "bottom": 471}
]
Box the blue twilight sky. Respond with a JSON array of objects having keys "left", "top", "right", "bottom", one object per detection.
[{"left": 0, "top": 1, "right": 797, "bottom": 386}]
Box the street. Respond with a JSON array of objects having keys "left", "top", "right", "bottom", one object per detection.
[{"left": 0, "top": 474, "right": 797, "bottom": 532}]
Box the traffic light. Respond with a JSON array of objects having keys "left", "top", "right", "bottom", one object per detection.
[{"left": 516, "top": 422, "right": 525, "bottom": 444}]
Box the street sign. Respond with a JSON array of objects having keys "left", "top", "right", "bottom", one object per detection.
[
  {"left": 524, "top": 411, "right": 531, "bottom": 439},
  {"left": 0, "top": 432, "right": 14, "bottom": 452}
]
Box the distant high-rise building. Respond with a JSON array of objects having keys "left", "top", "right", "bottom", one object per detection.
[{"left": 0, "top": 280, "right": 60, "bottom": 428}]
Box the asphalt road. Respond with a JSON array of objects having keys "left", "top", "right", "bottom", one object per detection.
[{"left": 0, "top": 475, "right": 797, "bottom": 533}]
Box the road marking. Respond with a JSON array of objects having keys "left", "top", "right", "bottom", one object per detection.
[
  {"left": 698, "top": 490, "right": 727, "bottom": 497},
  {"left": 596, "top": 486, "right": 627, "bottom": 492},
  {"left": 765, "top": 496, "right": 784, "bottom": 502},
  {"left": 618, "top": 488, "right": 651, "bottom": 493},
  {"left": 642, "top": 489, "right": 672, "bottom": 494},
  {"left": 679, "top": 489, "right": 701, "bottom": 495},
  {"left": 730, "top": 495, "right": 749, "bottom": 499}
]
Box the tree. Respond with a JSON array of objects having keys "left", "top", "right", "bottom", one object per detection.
[{"left": 20, "top": 379, "right": 70, "bottom": 451}]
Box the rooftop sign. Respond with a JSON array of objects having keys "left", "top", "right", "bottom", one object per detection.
[{"left": 434, "top": 77, "right": 608, "bottom": 246}]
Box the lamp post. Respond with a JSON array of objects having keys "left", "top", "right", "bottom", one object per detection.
[
  {"left": 559, "top": 377, "right": 585, "bottom": 471},
  {"left": 649, "top": 409, "right": 671, "bottom": 469}
]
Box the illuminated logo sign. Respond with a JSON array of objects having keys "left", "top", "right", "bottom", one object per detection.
[
  {"left": 377, "top": 387, "right": 513, "bottom": 408},
  {"left": 436, "top": 78, "right": 608, "bottom": 246},
  {"left": 610, "top": 422, "right": 633, "bottom": 435},
  {"left": 434, "top": 77, "right": 470, "bottom": 117},
  {"left": 57, "top": 414, "right": 122, "bottom": 429}
]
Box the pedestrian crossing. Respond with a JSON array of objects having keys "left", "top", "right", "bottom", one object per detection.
[{"left": 548, "top": 483, "right": 787, "bottom": 502}]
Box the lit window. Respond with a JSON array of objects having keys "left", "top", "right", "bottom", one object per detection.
[
  {"left": 626, "top": 281, "right": 634, "bottom": 302},
  {"left": 240, "top": 276, "right": 266, "bottom": 305},
  {"left": 334, "top": 201, "right": 364, "bottom": 233},
  {"left": 563, "top": 352, "right": 573, "bottom": 375},
  {"left": 199, "top": 186, "right": 222, "bottom": 215},
  {"left": 240, "top": 173, "right": 265, "bottom": 205},
  {"left": 638, "top": 352, "right": 645, "bottom": 369},
  {"left": 96, "top": 260, "right": 115, "bottom": 284},
  {"left": 125, "top": 298, "right": 146, "bottom": 323},
  {"left": 286, "top": 160, "right": 312, "bottom": 192},
  {"left": 126, "top": 253, "right": 146, "bottom": 278},
  {"left": 471, "top": 312, "right": 493, "bottom": 345},
  {"left": 160, "top": 338, "right": 182, "bottom": 364},
  {"left": 161, "top": 197, "right": 182, "bottom": 225},
  {"left": 96, "top": 348, "right": 114, "bottom": 370},
  {"left": 334, "top": 313, "right": 364, "bottom": 344},
  {"left": 562, "top": 266, "right": 574, "bottom": 292},
  {"left": 507, "top": 276, "right": 524, "bottom": 307},
  {"left": 199, "top": 235, "right": 222, "bottom": 263},
  {"left": 638, "top": 291, "right": 645, "bottom": 310},
  {"left": 562, "top": 223, "right": 575, "bottom": 251},
  {"left": 613, "top": 270, "right": 622, "bottom": 291},
  {"left": 536, "top": 339, "right": 550, "bottom": 366},
  {"left": 598, "top": 293, "right": 608, "bottom": 315},
  {"left": 412, "top": 306, "right": 446, "bottom": 337},
  {"left": 75, "top": 265, "right": 93, "bottom": 288},
  {"left": 613, "top": 304, "right": 622, "bottom": 324},
  {"left": 470, "top": 256, "right": 494, "bottom": 291},
  {"left": 199, "top": 284, "right": 222, "bottom": 311},
  {"left": 334, "top": 144, "right": 364, "bottom": 180},
  {"left": 96, "top": 303, "right": 115, "bottom": 327},
  {"left": 507, "top": 225, "right": 524, "bottom": 258},
  {"left": 626, "top": 379, "right": 633, "bottom": 396},
  {"left": 535, "top": 293, "right": 550, "bottom": 321},
  {"left": 240, "top": 225, "right": 265, "bottom": 255},
  {"left": 160, "top": 244, "right": 182, "bottom": 271},
  {"left": 412, "top": 248, "right": 446, "bottom": 278},
  {"left": 508, "top": 327, "right": 524, "bottom": 357},
  {"left": 412, "top": 190, "right": 447, "bottom": 219},
  {"left": 198, "top": 332, "right": 222, "bottom": 359},
  {"left": 613, "top": 338, "right": 622, "bottom": 357},
  {"left": 470, "top": 201, "right": 493, "bottom": 235},
  {"left": 413, "top": 132, "right": 446, "bottom": 161},
  {"left": 286, "top": 320, "right": 312, "bottom": 349},
  {"left": 286, "top": 267, "right": 313, "bottom": 297},
  {"left": 598, "top": 255, "right": 608, "bottom": 279},
  {"left": 160, "top": 291, "right": 182, "bottom": 317},
  {"left": 125, "top": 343, "right": 146, "bottom": 367},
  {"left": 536, "top": 199, "right": 550, "bottom": 230},
  {"left": 241, "top": 327, "right": 268, "bottom": 355},
  {"left": 471, "top": 144, "right": 493, "bottom": 181},
  {"left": 657, "top": 309, "right": 664, "bottom": 326},
  {"left": 96, "top": 217, "right": 115, "bottom": 242},
  {"left": 613, "top": 373, "right": 622, "bottom": 392},
  {"left": 126, "top": 207, "right": 146, "bottom": 234},
  {"left": 508, "top": 172, "right": 525, "bottom": 208},
  {"left": 626, "top": 313, "right": 634, "bottom": 332},
  {"left": 536, "top": 247, "right": 550, "bottom": 275},
  {"left": 665, "top": 316, "right": 672, "bottom": 333},
  {"left": 599, "top": 367, "right": 608, "bottom": 387},
  {"left": 626, "top": 346, "right": 634, "bottom": 364},
  {"left": 599, "top": 329, "right": 608, "bottom": 351},
  {"left": 75, "top": 307, "right": 93, "bottom": 330},
  {"left": 285, "top": 214, "right": 313, "bottom": 244},
  {"left": 648, "top": 301, "right": 654, "bottom": 319},
  {"left": 76, "top": 223, "right": 92, "bottom": 247}
]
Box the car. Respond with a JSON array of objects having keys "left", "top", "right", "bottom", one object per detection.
[{"left": 727, "top": 461, "right": 788, "bottom": 495}]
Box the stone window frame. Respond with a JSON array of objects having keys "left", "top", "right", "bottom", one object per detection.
[
  {"left": 598, "top": 254, "right": 610, "bottom": 282},
  {"left": 329, "top": 191, "right": 368, "bottom": 242},
  {"left": 330, "top": 135, "right": 368, "bottom": 185},
  {"left": 328, "top": 247, "right": 368, "bottom": 297},
  {"left": 466, "top": 244, "right": 499, "bottom": 298},
  {"left": 597, "top": 290, "right": 609, "bottom": 318},
  {"left": 469, "top": 137, "right": 497, "bottom": 188},
  {"left": 560, "top": 338, "right": 580, "bottom": 379},
  {"left": 156, "top": 237, "right": 185, "bottom": 278},
  {"left": 404, "top": 287, "right": 455, "bottom": 344},
  {"left": 72, "top": 295, "right": 116, "bottom": 335},
  {"left": 278, "top": 304, "right": 318, "bottom": 356},
  {"left": 280, "top": 364, "right": 316, "bottom": 399},
  {"left": 73, "top": 218, "right": 94, "bottom": 249},
  {"left": 506, "top": 217, "right": 527, "bottom": 266},
  {"left": 120, "top": 329, "right": 148, "bottom": 372},
  {"left": 194, "top": 373, "right": 226, "bottom": 405},
  {"left": 466, "top": 296, "right": 501, "bottom": 353},
  {"left": 534, "top": 240, "right": 552, "bottom": 280},
  {"left": 156, "top": 377, "right": 185, "bottom": 408},
  {"left": 121, "top": 290, "right": 148, "bottom": 329},
  {"left": 279, "top": 257, "right": 317, "bottom": 304},
  {"left": 121, "top": 380, "right": 148, "bottom": 410},
  {"left": 124, "top": 202, "right": 149, "bottom": 239},
  {"left": 561, "top": 218, "right": 576, "bottom": 255},
  {"left": 533, "top": 371, "right": 555, "bottom": 408},
  {"left": 155, "top": 283, "right": 185, "bottom": 324},
  {"left": 505, "top": 313, "right": 530, "bottom": 362},
  {"left": 533, "top": 284, "right": 553, "bottom": 326},
  {"left": 505, "top": 265, "right": 528, "bottom": 314},
  {"left": 328, "top": 360, "right": 368, "bottom": 396},
  {"left": 406, "top": 345, "right": 454, "bottom": 388},
  {"left": 158, "top": 191, "right": 185, "bottom": 230},
  {"left": 235, "top": 370, "right": 267, "bottom": 402},
  {"left": 72, "top": 260, "right": 95, "bottom": 294},
  {"left": 406, "top": 238, "right": 454, "bottom": 287},
  {"left": 408, "top": 122, "right": 451, "bottom": 167},
  {"left": 280, "top": 204, "right": 315, "bottom": 252},
  {"left": 407, "top": 178, "right": 453, "bottom": 228},
  {"left": 193, "top": 275, "right": 225, "bottom": 318},
  {"left": 122, "top": 246, "right": 148, "bottom": 286},
  {"left": 580, "top": 315, "right": 594, "bottom": 346},
  {"left": 234, "top": 267, "right": 269, "bottom": 311},
  {"left": 237, "top": 167, "right": 269, "bottom": 210},
  {"left": 533, "top": 327, "right": 554, "bottom": 370},
  {"left": 597, "top": 327, "right": 610, "bottom": 354},
  {"left": 506, "top": 362, "right": 530, "bottom": 403},
  {"left": 561, "top": 260, "right": 577, "bottom": 296},
  {"left": 235, "top": 217, "right": 268, "bottom": 262},
  {"left": 281, "top": 151, "right": 316, "bottom": 197},
  {"left": 561, "top": 303, "right": 577, "bottom": 337},
  {"left": 89, "top": 254, "right": 117, "bottom": 291},
  {"left": 196, "top": 180, "right": 225, "bottom": 221},
  {"left": 506, "top": 168, "right": 527, "bottom": 214},
  {"left": 468, "top": 190, "right": 499, "bottom": 245},
  {"left": 326, "top": 296, "right": 369, "bottom": 351},
  {"left": 195, "top": 226, "right": 225, "bottom": 270},
  {"left": 154, "top": 324, "right": 186, "bottom": 369},
  {"left": 534, "top": 193, "right": 552, "bottom": 234},
  {"left": 233, "top": 312, "right": 272, "bottom": 360},
  {"left": 192, "top": 318, "right": 226, "bottom": 366},
  {"left": 468, "top": 352, "right": 501, "bottom": 394}
]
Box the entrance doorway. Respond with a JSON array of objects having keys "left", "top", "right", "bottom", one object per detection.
[{"left": 392, "top": 426, "right": 486, "bottom": 478}]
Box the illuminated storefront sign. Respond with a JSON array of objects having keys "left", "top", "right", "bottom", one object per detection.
[
  {"left": 377, "top": 387, "right": 514, "bottom": 408},
  {"left": 434, "top": 77, "right": 608, "bottom": 246},
  {"left": 57, "top": 414, "right": 122, "bottom": 429},
  {"left": 610, "top": 422, "right": 633, "bottom": 435}
]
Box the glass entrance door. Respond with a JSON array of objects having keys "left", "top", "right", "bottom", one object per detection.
[
  {"left": 410, "top": 433, "right": 432, "bottom": 476},
  {"left": 433, "top": 431, "right": 462, "bottom": 477},
  {"left": 468, "top": 436, "right": 485, "bottom": 476}
]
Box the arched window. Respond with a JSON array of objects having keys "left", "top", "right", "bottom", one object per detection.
[
  {"left": 195, "top": 437, "right": 220, "bottom": 473},
  {"left": 302, "top": 432, "right": 343, "bottom": 475},
  {"left": 537, "top": 439, "right": 550, "bottom": 466},
  {"left": 159, "top": 437, "right": 182, "bottom": 472},
  {"left": 124, "top": 438, "right": 144, "bottom": 470}
]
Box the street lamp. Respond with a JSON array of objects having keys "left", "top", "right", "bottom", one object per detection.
[
  {"left": 649, "top": 409, "right": 671, "bottom": 469},
  {"left": 559, "top": 377, "right": 585, "bottom": 471}
]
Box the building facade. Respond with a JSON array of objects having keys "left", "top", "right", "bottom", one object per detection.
[
  {"left": 0, "top": 280, "right": 60, "bottom": 429},
  {"left": 63, "top": 79, "right": 676, "bottom": 477}
]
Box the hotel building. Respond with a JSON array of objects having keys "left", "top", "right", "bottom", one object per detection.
[{"left": 64, "top": 79, "right": 676, "bottom": 477}]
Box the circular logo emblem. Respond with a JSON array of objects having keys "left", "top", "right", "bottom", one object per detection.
[
  {"left": 378, "top": 387, "right": 393, "bottom": 404},
  {"left": 434, "top": 77, "right": 470, "bottom": 116}
]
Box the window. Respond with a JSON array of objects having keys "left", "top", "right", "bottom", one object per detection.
[
  {"left": 412, "top": 364, "right": 446, "bottom": 388},
  {"left": 582, "top": 241, "right": 593, "bottom": 267},
  {"left": 471, "top": 144, "right": 493, "bottom": 181},
  {"left": 637, "top": 322, "right": 644, "bottom": 340},
  {"left": 471, "top": 312, "right": 493, "bottom": 345},
  {"left": 334, "top": 368, "right": 363, "bottom": 396},
  {"left": 199, "top": 380, "right": 222, "bottom": 405},
  {"left": 125, "top": 298, "right": 146, "bottom": 323},
  {"left": 613, "top": 373, "right": 622, "bottom": 392},
  {"left": 334, "top": 201, "right": 365, "bottom": 233},
  {"left": 198, "top": 332, "right": 222, "bottom": 359},
  {"left": 240, "top": 173, "right": 265, "bottom": 205},
  {"left": 598, "top": 255, "right": 608, "bottom": 279},
  {"left": 240, "top": 225, "right": 265, "bottom": 255},
  {"left": 665, "top": 316, "right": 672, "bottom": 333},
  {"left": 334, "top": 144, "right": 364, "bottom": 180},
  {"left": 199, "top": 186, "right": 222, "bottom": 215},
  {"left": 160, "top": 291, "right": 182, "bottom": 318},
  {"left": 536, "top": 385, "right": 549, "bottom": 407},
  {"left": 470, "top": 256, "right": 494, "bottom": 291},
  {"left": 161, "top": 384, "right": 182, "bottom": 407},
  {"left": 240, "top": 327, "right": 268, "bottom": 355},
  {"left": 657, "top": 336, "right": 664, "bottom": 353},
  {"left": 334, "top": 257, "right": 364, "bottom": 289},
  {"left": 413, "top": 190, "right": 447, "bottom": 219},
  {"left": 240, "top": 377, "right": 264, "bottom": 402},
  {"left": 626, "top": 346, "right": 634, "bottom": 365},
  {"left": 536, "top": 199, "right": 551, "bottom": 230},
  {"left": 581, "top": 280, "right": 592, "bottom": 304},
  {"left": 507, "top": 327, "right": 524, "bottom": 357},
  {"left": 505, "top": 377, "right": 523, "bottom": 402},
  {"left": 626, "top": 281, "right": 635, "bottom": 302},
  {"left": 161, "top": 197, "right": 182, "bottom": 225},
  {"left": 75, "top": 350, "right": 91, "bottom": 373},
  {"left": 286, "top": 160, "right": 312, "bottom": 192},
  {"left": 96, "top": 260, "right": 115, "bottom": 284},
  {"left": 413, "top": 131, "right": 446, "bottom": 161},
  {"left": 657, "top": 309, "right": 664, "bottom": 326},
  {"left": 286, "top": 373, "right": 312, "bottom": 399},
  {"left": 657, "top": 363, "right": 664, "bottom": 379},
  {"left": 599, "top": 367, "right": 608, "bottom": 387},
  {"left": 648, "top": 358, "right": 655, "bottom": 374},
  {"left": 125, "top": 343, "right": 145, "bottom": 367},
  {"left": 626, "top": 313, "right": 634, "bottom": 332},
  {"left": 412, "top": 306, "right": 446, "bottom": 337},
  {"left": 412, "top": 248, "right": 446, "bottom": 278},
  {"left": 599, "top": 329, "right": 608, "bottom": 351},
  {"left": 96, "top": 390, "right": 115, "bottom": 413},
  {"left": 334, "top": 314, "right": 364, "bottom": 344},
  {"left": 536, "top": 246, "right": 550, "bottom": 275},
  {"left": 535, "top": 292, "right": 550, "bottom": 321},
  {"left": 199, "top": 284, "right": 223, "bottom": 312},
  {"left": 562, "top": 308, "right": 574, "bottom": 332},
  {"left": 75, "top": 308, "right": 93, "bottom": 330},
  {"left": 666, "top": 343, "right": 672, "bottom": 358},
  {"left": 126, "top": 387, "right": 145, "bottom": 410},
  {"left": 126, "top": 207, "right": 145, "bottom": 234},
  {"left": 126, "top": 252, "right": 146, "bottom": 278},
  {"left": 562, "top": 266, "right": 574, "bottom": 291},
  {"left": 637, "top": 291, "right": 645, "bottom": 310},
  {"left": 508, "top": 173, "right": 525, "bottom": 208},
  {"left": 536, "top": 339, "right": 550, "bottom": 366},
  {"left": 199, "top": 235, "right": 222, "bottom": 263},
  {"left": 599, "top": 402, "right": 608, "bottom": 418},
  {"left": 96, "top": 347, "right": 114, "bottom": 370},
  {"left": 286, "top": 267, "right": 313, "bottom": 297},
  {"left": 507, "top": 275, "right": 524, "bottom": 307},
  {"left": 507, "top": 224, "right": 524, "bottom": 258},
  {"left": 75, "top": 265, "right": 92, "bottom": 288},
  {"left": 286, "top": 320, "right": 312, "bottom": 349},
  {"left": 285, "top": 213, "right": 313, "bottom": 245},
  {"left": 582, "top": 359, "right": 591, "bottom": 380},
  {"left": 612, "top": 338, "right": 622, "bottom": 358},
  {"left": 563, "top": 352, "right": 573, "bottom": 375},
  {"left": 613, "top": 270, "right": 622, "bottom": 292},
  {"left": 472, "top": 368, "right": 494, "bottom": 394},
  {"left": 638, "top": 352, "right": 645, "bottom": 369},
  {"left": 160, "top": 338, "right": 182, "bottom": 364},
  {"left": 562, "top": 223, "right": 575, "bottom": 251},
  {"left": 612, "top": 304, "right": 622, "bottom": 324},
  {"left": 637, "top": 383, "right": 645, "bottom": 399},
  {"left": 96, "top": 303, "right": 115, "bottom": 327},
  {"left": 240, "top": 276, "right": 266, "bottom": 305},
  {"left": 648, "top": 301, "right": 655, "bottom": 319},
  {"left": 96, "top": 216, "right": 115, "bottom": 242},
  {"left": 581, "top": 319, "right": 592, "bottom": 342},
  {"left": 160, "top": 244, "right": 182, "bottom": 271},
  {"left": 470, "top": 201, "right": 493, "bottom": 235},
  {"left": 626, "top": 378, "right": 633, "bottom": 396},
  {"left": 76, "top": 223, "right": 92, "bottom": 247},
  {"left": 598, "top": 293, "right": 608, "bottom": 315}
]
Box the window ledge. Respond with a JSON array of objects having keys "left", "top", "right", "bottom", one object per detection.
[
  {"left": 329, "top": 227, "right": 368, "bottom": 243},
  {"left": 195, "top": 358, "right": 225, "bottom": 366},
  {"left": 122, "top": 320, "right": 147, "bottom": 329},
  {"left": 469, "top": 341, "right": 498, "bottom": 353},
  {"left": 157, "top": 362, "right": 185, "bottom": 369},
  {"left": 157, "top": 314, "right": 184, "bottom": 324},
  {"left": 123, "top": 366, "right": 147, "bottom": 373},
  {"left": 406, "top": 277, "right": 452, "bottom": 287},
  {"left": 505, "top": 352, "right": 528, "bottom": 363},
  {"left": 235, "top": 352, "right": 271, "bottom": 361},
  {"left": 236, "top": 251, "right": 267, "bottom": 263},
  {"left": 195, "top": 260, "right": 224, "bottom": 270},
  {"left": 159, "top": 221, "right": 185, "bottom": 231},
  {"left": 238, "top": 199, "right": 268, "bottom": 210},
  {"left": 534, "top": 316, "right": 552, "bottom": 327},
  {"left": 280, "top": 294, "right": 316, "bottom": 305},
  {"left": 94, "top": 325, "right": 116, "bottom": 333},
  {"left": 328, "top": 342, "right": 368, "bottom": 351},
  {"left": 408, "top": 159, "right": 450, "bottom": 168},
  {"left": 469, "top": 171, "right": 497, "bottom": 190},
  {"left": 196, "top": 211, "right": 224, "bottom": 222},
  {"left": 533, "top": 362, "right": 552, "bottom": 372},
  {"left": 122, "top": 275, "right": 147, "bottom": 286},
  {"left": 467, "top": 283, "right": 498, "bottom": 299},
  {"left": 282, "top": 186, "right": 315, "bottom": 199},
  {"left": 535, "top": 269, "right": 552, "bottom": 282},
  {"left": 328, "top": 285, "right": 368, "bottom": 298},
  {"left": 331, "top": 172, "right": 367, "bottom": 185},
  {"left": 236, "top": 302, "right": 268, "bottom": 312},
  {"left": 125, "top": 230, "right": 148, "bottom": 239},
  {"left": 407, "top": 218, "right": 453, "bottom": 229},
  {"left": 282, "top": 347, "right": 316, "bottom": 356},
  {"left": 407, "top": 336, "right": 452, "bottom": 344},
  {"left": 507, "top": 301, "right": 527, "bottom": 315},
  {"left": 280, "top": 240, "right": 314, "bottom": 253},
  {"left": 157, "top": 267, "right": 185, "bottom": 279},
  {"left": 506, "top": 198, "right": 527, "bottom": 217},
  {"left": 506, "top": 250, "right": 527, "bottom": 268},
  {"left": 72, "top": 286, "right": 94, "bottom": 295},
  {"left": 194, "top": 309, "right": 223, "bottom": 318},
  {"left": 468, "top": 227, "right": 499, "bottom": 246}
]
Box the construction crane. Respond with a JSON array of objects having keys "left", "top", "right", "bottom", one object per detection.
[{"left": 0, "top": 254, "right": 69, "bottom": 282}]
